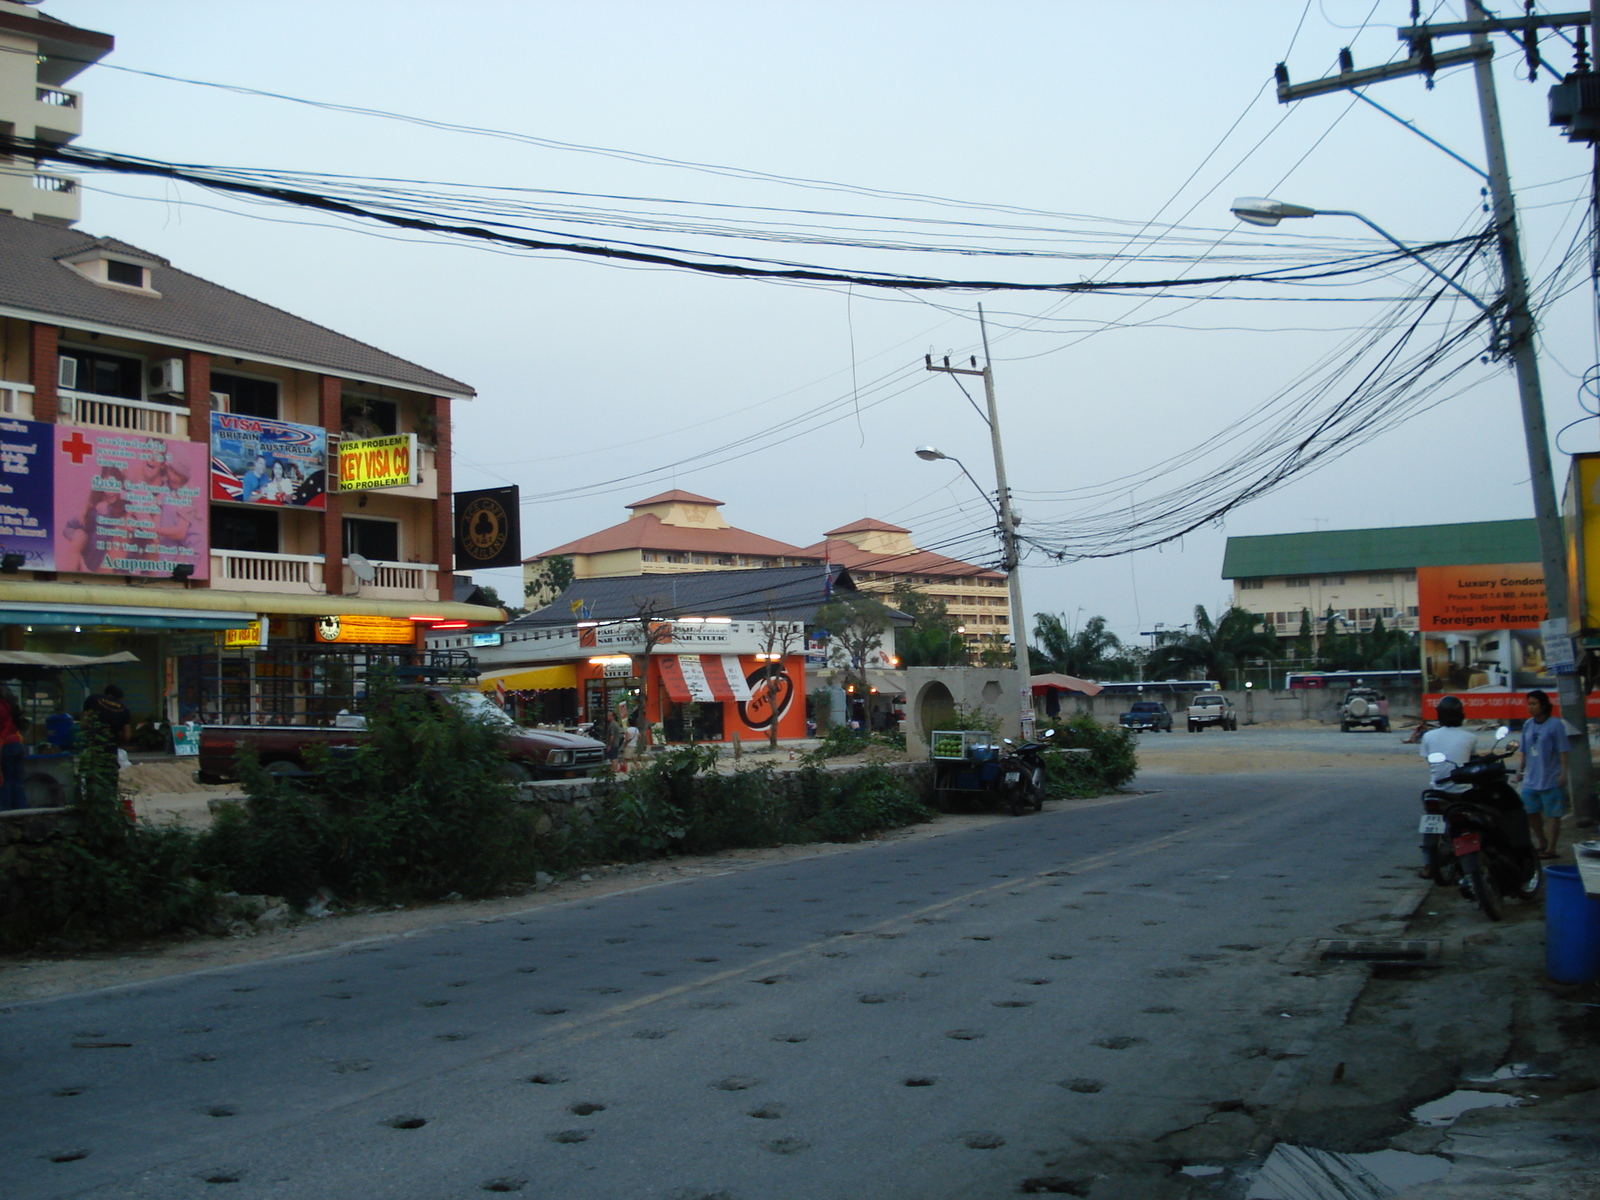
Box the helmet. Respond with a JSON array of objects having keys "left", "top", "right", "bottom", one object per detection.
[{"left": 1435, "top": 695, "right": 1464, "bottom": 727}]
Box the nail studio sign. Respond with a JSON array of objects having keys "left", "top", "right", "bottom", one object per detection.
[{"left": 337, "top": 433, "right": 418, "bottom": 492}]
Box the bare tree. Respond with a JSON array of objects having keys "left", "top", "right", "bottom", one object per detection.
[
  {"left": 755, "top": 597, "right": 802, "bottom": 750},
  {"left": 620, "top": 594, "right": 674, "bottom": 749},
  {"left": 816, "top": 592, "right": 892, "bottom": 722}
]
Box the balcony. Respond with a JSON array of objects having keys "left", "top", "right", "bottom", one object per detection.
[
  {"left": 28, "top": 171, "right": 79, "bottom": 223},
  {"left": 33, "top": 86, "right": 83, "bottom": 139},
  {"left": 344, "top": 559, "right": 439, "bottom": 600},
  {"left": 209, "top": 551, "right": 325, "bottom": 595},
  {"left": 59, "top": 391, "right": 189, "bottom": 439},
  {"left": 0, "top": 382, "right": 34, "bottom": 419},
  {"left": 371, "top": 443, "right": 438, "bottom": 500}
]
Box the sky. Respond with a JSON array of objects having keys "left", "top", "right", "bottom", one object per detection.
[{"left": 40, "top": 0, "right": 1600, "bottom": 647}]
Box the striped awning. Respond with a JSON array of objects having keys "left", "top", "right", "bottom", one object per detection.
[{"left": 658, "top": 655, "right": 753, "bottom": 703}]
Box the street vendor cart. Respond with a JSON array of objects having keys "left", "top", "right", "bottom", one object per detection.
[
  {"left": 930, "top": 728, "right": 1014, "bottom": 812},
  {"left": 0, "top": 649, "right": 139, "bottom": 808}
]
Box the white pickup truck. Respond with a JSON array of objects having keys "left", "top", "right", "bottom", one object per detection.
[{"left": 1186, "top": 692, "right": 1237, "bottom": 732}]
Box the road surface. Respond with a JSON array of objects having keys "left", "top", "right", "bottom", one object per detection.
[{"left": 3, "top": 764, "right": 1425, "bottom": 1199}]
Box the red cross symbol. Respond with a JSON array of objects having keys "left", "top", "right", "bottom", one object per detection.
[{"left": 60, "top": 431, "right": 94, "bottom": 464}]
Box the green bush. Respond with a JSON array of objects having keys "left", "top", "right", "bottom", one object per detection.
[
  {"left": 197, "top": 678, "right": 532, "bottom": 906},
  {"left": 0, "top": 721, "right": 214, "bottom": 952},
  {"left": 1037, "top": 713, "right": 1138, "bottom": 797}
]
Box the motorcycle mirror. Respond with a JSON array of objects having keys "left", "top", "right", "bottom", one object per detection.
[
  {"left": 1494, "top": 725, "right": 1511, "bottom": 740},
  {"left": 1427, "top": 751, "right": 1448, "bottom": 764},
  {"left": 1002, "top": 738, "right": 1014, "bottom": 745},
  {"left": 1042, "top": 729, "right": 1055, "bottom": 738}
]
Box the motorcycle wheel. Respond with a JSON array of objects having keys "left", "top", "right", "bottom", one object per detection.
[
  {"left": 1467, "top": 862, "right": 1503, "bottom": 921},
  {"left": 1428, "top": 837, "right": 1462, "bottom": 888}
]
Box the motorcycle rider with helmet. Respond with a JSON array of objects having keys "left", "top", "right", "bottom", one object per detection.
[{"left": 1417, "top": 694, "right": 1476, "bottom": 878}]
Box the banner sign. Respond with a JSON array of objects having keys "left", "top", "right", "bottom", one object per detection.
[
  {"left": 56, "top": 428, "right": 210, "bottom": 579},
  {"left": 211, "top": 413, "right": 328, "bottom": 509},
  {"left": 222, "top": 620, "right": 267, "bottom": 649},
  {"left": 338, "top": 433, "right": 418, "bottom": 492},
  {"left": 453, "top": 485, "right": 521, "bottom": 570},
  {"left": 1419, "top": 560, "right": 1571, "bottom": 720},
  {"left": 0, "top": 416, "right": 54, "bottom": 570},
  {"left": 1416, "top": 563, "right": 1545, "bottom": 631},
  {"left": 314, "top": 614, "right": 417, "bottom": 645}
]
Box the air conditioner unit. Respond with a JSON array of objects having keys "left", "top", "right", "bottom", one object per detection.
[
  {"left": 211, "top": 390, "right": 230, "bottom": 413},
  {"left": 147, "top": 357, "right": 184, "bottom": 397},
  {"left": 57, "top": 355, "right": 77, "bottom": 390}
]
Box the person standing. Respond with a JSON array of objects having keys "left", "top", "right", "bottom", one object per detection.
[
  {"left": 0, "top": 685, "right": 26, "bottom": 811},
  {"left": 81, "top": 684, "right": 131, "bottom": 791},
  {"left": 1517, "top": 689, "right": 1569, "bottom": 860}
]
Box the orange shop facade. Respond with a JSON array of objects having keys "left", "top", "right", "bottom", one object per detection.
[{"left": 470, "top": 618, "right": 808, "bottom": 743}]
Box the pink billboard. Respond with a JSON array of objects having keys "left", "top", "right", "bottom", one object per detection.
[{"left": 53, "top": 428, "right": 210, "bottom": 580}]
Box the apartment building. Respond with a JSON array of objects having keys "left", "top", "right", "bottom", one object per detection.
[
  {"left": 1222, "top": 519, "right": 1541, "bottom": 637},
  {"left": 0, "top": 1, "right": 112, "bottom": 226},
  {"left": 0, "top": 214, "right": 500, "bottom": 725}
]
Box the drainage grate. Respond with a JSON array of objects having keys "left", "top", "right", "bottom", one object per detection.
[{"left": 1316, "top": 938, "right": 1441, "bottom": 964}]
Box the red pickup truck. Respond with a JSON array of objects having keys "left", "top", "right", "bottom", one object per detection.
[{"left": 195, "top": 687, "right": 607, "bottom": 784}]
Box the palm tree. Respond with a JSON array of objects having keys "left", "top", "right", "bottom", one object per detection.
[
  {"left": 1145, "top": 605, "right": 1278, "bottom": 687},
  {"left": 1032, "top": 613, "right": 1127, "bottom": 679}
]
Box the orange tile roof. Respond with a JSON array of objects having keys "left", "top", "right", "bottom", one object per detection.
[
  {"left": 533, "top": 513, "right": 811, "bottom": 560},
  {"left": 793, "top": 537, "right": 1004, "bottom": 581},
  {"left": 825, "top": 517, "right": 910, "bottom": 536},
  {"left": 625, "top": 489, "right": 724, "bottom": 508}
]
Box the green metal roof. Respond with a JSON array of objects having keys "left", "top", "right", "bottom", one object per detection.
[{"left": 1221, "top": 519, "right": 1540, "bottom": 579}]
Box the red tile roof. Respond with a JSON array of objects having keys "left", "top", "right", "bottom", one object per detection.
[
  {"left": 533, "top": 513, "right": 811, "bottom": 560},
  {"left": 825, "top": 517, "right": 910, "bottom": 536},
  {"left": 793, "top": 537, "right": 1004, "bottom": 581},
  {"left": 625, "top": 490, "right": 724, "bottom": 509}
]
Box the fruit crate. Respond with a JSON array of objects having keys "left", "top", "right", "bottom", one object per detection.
[{"left": 930, "top": 729, "right": 1000, "bottom": 762}]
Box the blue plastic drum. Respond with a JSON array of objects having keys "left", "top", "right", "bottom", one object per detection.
[{"left": 1544, "top": 865, "right": 1600, "bottom": 984}]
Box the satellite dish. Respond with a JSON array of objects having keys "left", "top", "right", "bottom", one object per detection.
[{"left": 348, "top": 554, "right": 377, "bottom": 584}]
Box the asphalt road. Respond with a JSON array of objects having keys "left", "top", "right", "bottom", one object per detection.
[{"left": 2, "top": 767, "right": 1428, "bottom": 1200}]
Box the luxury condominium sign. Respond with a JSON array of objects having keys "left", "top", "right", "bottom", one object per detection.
[{"left": 337, "top": 433, "right": 418, "bottom": 491}]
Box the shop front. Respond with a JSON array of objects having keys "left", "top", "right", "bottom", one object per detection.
[{"left": 633, "top": 651, "right": 806, "bottom": 743}]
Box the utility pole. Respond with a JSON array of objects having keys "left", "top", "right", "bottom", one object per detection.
[
  {"left": 925, "top": 306, "right": 1034, "bottom": 735},
  {"left": 1276, "top": 2, "right": 1597, "bottom": 824}
]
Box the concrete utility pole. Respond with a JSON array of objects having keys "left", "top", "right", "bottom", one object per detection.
[
  {"left": 1275, "top": 2, "right": 1597, "bottom": 824},
  {"left": 924, "top": 307, "right": 1034, "bottom": 734}
]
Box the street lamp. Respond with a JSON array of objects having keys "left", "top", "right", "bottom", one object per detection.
[
  {"left": 1230, "top": 197, "right": 1498, "bottom": 335},
  {"left": 913, "top": 447, "right": 999, "bottom": 515}
]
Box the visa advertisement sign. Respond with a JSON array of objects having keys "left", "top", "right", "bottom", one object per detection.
[{"left": 337, "top": 433, "right": 418, "bottom": 491}]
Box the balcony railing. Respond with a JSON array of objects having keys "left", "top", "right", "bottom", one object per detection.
[
  {"left": 59, "top": 391, "right": 189, "bottom": 439},
  {"left": 32, "top": 173, "right": 75, "bottom": 193},
  {"left": 0, "top": 381, "right": 34, "bottom": 419},
  {"left": 209, "top": 551, "right": 324, "bottom": 594},
  {"left": 345, "top": 559, "right": 438, "bottom": 599},
  {"left": 36, "top": 87, "right": 79, "bottom": 108}
]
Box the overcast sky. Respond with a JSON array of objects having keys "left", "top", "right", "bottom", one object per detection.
[{"left": 46, "top": 1, "right": 1600, "bottom": 646}]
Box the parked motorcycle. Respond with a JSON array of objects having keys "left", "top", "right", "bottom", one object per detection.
[
  {"left": 1423, "top": 727, "right": 1541, "bottom": 920},
  {"left": 999, "top": 731, "right": 1053, "bottom": 817}
]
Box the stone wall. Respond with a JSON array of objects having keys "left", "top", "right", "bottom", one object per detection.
[{"left": 1061, "top": 686, "right": 1424, "bottom": 727}]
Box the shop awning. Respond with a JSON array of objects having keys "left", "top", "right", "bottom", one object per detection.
[
  {"left": 476, "top": 664, "right": 578, "bottom": 692},
  {"left": 0, "top": 581, "right": 504, "bottom": 628},
  {"left": 658, "top": 655, "right": 752, "bottom": 703},
  {"left": 0, "top": 650, "right": 139, "bottom": 668},
  {"left": 1031, "top": 672, "right": 1103, "bottom": 697}
]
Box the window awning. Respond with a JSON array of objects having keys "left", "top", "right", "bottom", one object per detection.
[
  {"left": 657, "top": 655, "right": 752, "bottom": 703},
  {"left": 476, "top": 664, "right": 578, "bottom": 692}
]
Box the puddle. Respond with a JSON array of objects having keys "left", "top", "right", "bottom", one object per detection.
[
  {"left": 1465, "top": 1062, "right": 1553, "bottom": 1082},
  {"left": 1244, "top": 1143, "right": 1450, "bottom": 1198},
  {"left": 1409, "top": 1089, "right": 1523, "bottom": 1127}
]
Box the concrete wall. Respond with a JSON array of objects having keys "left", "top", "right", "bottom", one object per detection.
[
  {"left": 902, "top": 666, "right": 1024, "bottom": 756},
  {"left": 1057, "top": 686, "right": 1424, "bottom": 727}
]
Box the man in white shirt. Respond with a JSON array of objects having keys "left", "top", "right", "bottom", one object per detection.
[{"left": 1418, "top": 695, "right": 1477, "bottom": 878}]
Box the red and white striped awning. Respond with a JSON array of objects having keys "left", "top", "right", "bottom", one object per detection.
[{"left": 658, "top": 654, "right": 753, "bottom": 703}]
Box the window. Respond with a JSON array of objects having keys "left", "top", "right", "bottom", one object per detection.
[
  {"left": 58, "top": 348, "right": 140, "bottom": 399},
  {"left": 105, "top": 259, "right": 145, "bottom": 287},
  {"left": 715, "top": 555, "right": 734, "bottom": 566},
  {"left": 341, "top": 395, "right": 398, "bottom": 437},
  {"left": 1323, "top": 575, "right": 1345, "bottom": 586},
  {"left": 211, "top": 371, "right": 279, "bottom": 419},
  {"left": 342, "top": 517, "right": 399, "bottom": 563},
  {"left": 641, "top": 552, "right": 656, "bottom": 563},
  {"left": 1367, "top": 573, "right": 1390, "bottom": 584},
  {"left": 1239, "top": 579, "right": 1264, "bottom": 590},
  {"left": 211, "top": 506, "right": 279, "bottom": 554},
  {"left": 1283, "top": 576, "right": 1310, "bottom": 588},
  {"left": 666, "top": 553, "right": 686, "bottom": 564}
]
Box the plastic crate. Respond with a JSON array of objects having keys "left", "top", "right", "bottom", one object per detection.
[{"left": 930, "top": 729, "right": 1000, "bottom": 761}]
